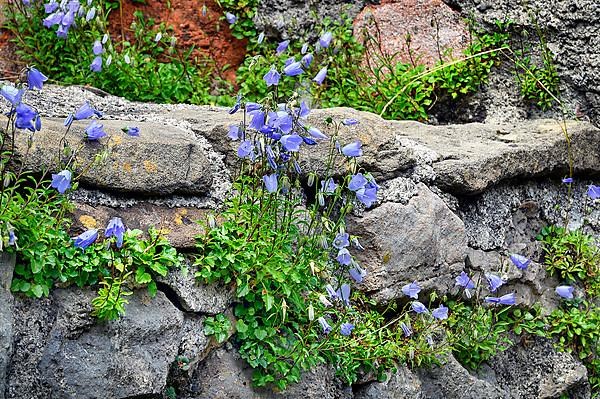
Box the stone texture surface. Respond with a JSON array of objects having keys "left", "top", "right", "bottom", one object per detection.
[
  {"left": 7, "top": 288, "right": 184, "bottom": 399},
  {"left": 417, "top": 354, "right": 507, "bottom": 398},
  {"left": 444, "top": 0, "right": 600, "bottom": 126},
  {"left": 11, "top": 117, "right": 214, "bottom": 196},
  {"left": 72, "top": 202, "right": 210, "bottom": 249},
  {"left": 254, "top": 0, "right": 366, "bottom": 41},
  {"left": 354, "top": 367, "right": 423, "bottom": 399},
  {"left": 0, "top": 253, "right": 14, "bottom": 399},
  {"left": 483, "top": 336, "right": 591, "bottom": 398},
  {"left": 393, "top": 119, "right": 600, "bottom": 194},
  {"left": 348, "top": 183, "right": 466, "bottom": 303},
  {"left": 355, "top": 0, "right": 469, "bottom": 67},
  {"left": 156, "top": 266, "right": 233, "bottom": 314}
]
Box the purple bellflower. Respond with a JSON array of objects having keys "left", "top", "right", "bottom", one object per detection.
[
  {"left": 125, "top": 126, "right": 140, "bottom": 137},
  {"left": 51, "top": 170, "right": 72, "bottom": 193},
  {"left": 73, "top": 101, "right": 102, "bottom": 121},
  {"left": 105, "top": 217, "right": 125, "bottom": 248},
  {"left": 340, "top": 322, "right": 354, "bottom": 336},
  {"left": 342, "top": 140, "right": 363, "bottom": 157},
  {"left": 342, "top": 118, "right": 359, "bottom": 126},
  {"left": 313, "top": 67, "right": 327, "bottom": 85},
  {"left": 90, "top": 56, "right": 102, "bottom": 72},
  {"left": 15, "top": 103, "right": 40, "bottom": 131},
  {"left": 263, "top": 67, "right": 280, "bottom": 86},
  {"left": 400, "top": 322, "right": 412, "bottom": 337},
  {"left": 225, "top": 12, "right": 237, "bottom": 24},
  {"left": 73, "top": 229, "right": 98, "bottom": 250},
  {"left": 318, "top": 317, "right": 332, "bottom": 334},
  {"left": 402, "top": 281, "right": 421, "bottom": 299},
  {"left": 301, "top": 42, "right": 309, "bottom": 54},
  {"left": 85, "top": 121, "right": 106, "bottom": 140},
  {"left": 276, "top": 40, "right": 289, "bottom": 55},
  {"left": 93, "top": 40, "right": 103, "bottom": 55},
  {"left": 337, "top": 283, "right": 351, "bottom": 306},
  {"left": 588, "top": 185, "right": 600, "bottom": 200},
  {"left": 319, "top": 31, "right": 333, "bottom": 48},
  {"left": 263, "top": 173, "right": 278, "bottom": 193},
  {"left": 301, "top": 53, "right": 313, "bottom": 67},
  {"left": 320, "top": 178, "right": 338, "bottom": 194},
  {"left": 27, "top": 67, "right": 48, "bottom": 90},
  {"left": 44, "top": 1, "right": 59, "bottom": 13},
  {"left": 411, "top": 301, "right": 428, "bottom": 314},
  {"left": 308, "top": 127, "right": 327, "bottom": 140},
  {"left": 333, "top": 232, "right": 349, "bottom": 249},
  {"left": 349, "top": 173, "right": 367, "bottom": 191},
  {"left": 455, "top": 271, "right": 475, "bottom": 289},
  {"left": 237, "top": 140, "right": 253, "bottom": 158},
  {"left": 249, "top": 111, "right": 265, "bottom": 131},
  {"left": 85, "top": 7, "right": 95, "bottom": 21},
  {"left": 283, "top": 61, "right": 304, "bottom": 76},
  {"left": 1, "top": 85, "right": 24, "bottom": 106},
  {"left": 281, "top": 134, "right": 303, "bottom": 152},
  {"left": 485, "top": 273, "right": 504, "bottom": 292},
  {"left": 325, "top": 284, "right": 338, "bottom": 299},
  {"left": 336, "top": 248, "right": 351, "bottom": 266},
  {"left": 562, "top": 177, "right": 573, "bottom": 184},
  {"left": 432, "top": 304, "right": 448, "bottom": 320},
  {"left": 510, "top": 254, "right": 531, "bottom": 270},
  {"left": 349, "top": 265, "right": 366, "bottom": 283},
  {"left": 228, "top": 125, "right": 240, "bottom": 140},
  {"left": 485, "top": 293, "right": 517, "bottom": 306},
  {"left": 555, "top": 285, "right": 574, "bottom": 299}
]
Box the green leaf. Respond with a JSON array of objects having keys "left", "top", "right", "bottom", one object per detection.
[{"left": 236, "top": 319, "right": 248, "bottom": 333}]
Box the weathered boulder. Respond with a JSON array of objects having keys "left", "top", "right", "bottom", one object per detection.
[
  {"left": 254, "top": 0, "right": 366, "bottom": 41},
  {"left": 72, "top": 202, "right": 210, "bottom": 249},
  {"left": 348, "top": 183, "right": 466, "bottom": 303},
  {"left": 354, "top": 367, "right": 423, "bottom": 399},
  {"left": 393, "top": 119, "right": 600, "bottom": 194},
  {"left": 7, "top": 288, "right": 184, "bottom": 399},
  {"left": 417, "top": 354, "right": 507, "bottom": 398},
  {"left": 0, "top": 253, "right": 14, "bottom": 399},
  {"left": 156, "top": 266, "right": 234, "bottom": 314},
  {"left": 483, "top": 336, "right": 591, "bottom": 398},
  {"left": 11, "top": 117, "right": 214, "bottom": 196}
]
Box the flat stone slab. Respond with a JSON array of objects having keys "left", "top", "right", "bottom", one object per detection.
[
  {"left": 7, "top": 116, "right": 214, "bottom": 195},
  {"left": 392, "top": 119, "right": 600, "bottom": 194}
]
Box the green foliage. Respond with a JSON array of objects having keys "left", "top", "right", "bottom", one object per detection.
[
  {"left": 216, "top": 0, "right": 259, "bottom": 40},
  {"left": 447, "top": 301, "right": 513, "bottom": 370},
  {"left": 237, "top": 17, "right": 510, "bottom": 121},
  {"left": 536, "top": 225, "right": 600, "bottom": 296},
  {"left": 204, "top": 313, "right": 232, "bottom": 343},
  {"left": 3, "top": 1, "right": 232, "bottom": 105}
]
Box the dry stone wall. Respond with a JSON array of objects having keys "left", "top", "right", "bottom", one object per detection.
[{"left": 0, "top": 84, "right": 599, "bottom": 398}]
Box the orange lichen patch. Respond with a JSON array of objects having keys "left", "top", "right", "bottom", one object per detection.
[
  {"left": 111, "top": 135, "right": 123, "bottom": 146},
  {"left": 107, "top": 0, "right": 247, "bottom": 82},
  {"left": 123, "top": 162, "right": 133, "bottom": 173},
  {"left": 174, "top": 209, "right": 188, "bottom": 225},
  {"left": 143, "top": 160, "right": 158, "bottom": 173},
  {"left": 79, "top": 215, "right": 98, "bottom": 229}
]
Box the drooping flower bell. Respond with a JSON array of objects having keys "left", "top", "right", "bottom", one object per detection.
[
  {"left": 51, "top": 170, "right": 72, "bottom": 194},
  {"left": 402, "top": 281, "right": 421, "bottom": 299},
  {"left": 105, "top": 217, "right": 125, "bottom": 248},
  {"left": 555, "top": 285, "right": 574, "bottom": 299},
  {"left": 27, "top": 67, "right": 48, "bottom": 90},
  {"left": 73, "top": 229, "right": 98, "bottom": 250},
  {"left": 485, "top": 293, "right": 517, "bottom": 305}
]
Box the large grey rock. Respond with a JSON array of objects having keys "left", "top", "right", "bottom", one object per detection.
[
  {"left": 417, "top": 354, "right": 507, "bottom": 399},
  {"left": 0, "top": 253, "right": 15, "bottom": 399},
  {"left": 394, "top": 119, "right": 600, "bottom": 194},
  {"left": 156, "top": 266, "right": 233, "bottom": 314},
  {"left": 183, "top": 347, "right": 351, "bottom": 399},
  {"left": 444, "top": 0, "right": 600, "bottom": 126},
  {"left": 459, "top": 179, "right": 600, "bottom": 251},
  {"left": 354, "top": 367, "right": 423, "bottom": 399},
  {"left": 11, "top": 117, "right": 213, "bottom": 196},
  {"left": 483, "top": 336, "right": 591, "bottom": 398},
  {"left": 7, "top": 288, "right": 184, "bottom": 399},
  {"left": 254, "top": 0, "right": 366, "bottom": 41},
  {"left": 348, "top": 183, "right": 466, "bottom": 302}
]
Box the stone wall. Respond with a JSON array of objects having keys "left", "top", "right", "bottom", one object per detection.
[{"left": 0, "top": 84, "right": 599, "bottom": 398}]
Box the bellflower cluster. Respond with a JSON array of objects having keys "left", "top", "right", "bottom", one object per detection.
[
  {"left": 1, "top": 76, "right": 42, "bottom": 132},
  {"left": 42, "top": 0, "right": 92, "bottom": 38}
]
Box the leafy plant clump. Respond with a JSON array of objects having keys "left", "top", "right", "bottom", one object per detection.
[{"left": 1, "top": 73, "right": 181, "bottom": 320}]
